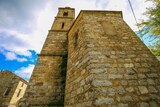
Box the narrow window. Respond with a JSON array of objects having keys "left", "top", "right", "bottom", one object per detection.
[
  {"left": 63, "top": 12, "right": 68, "bottom": 16},
  {"left": 17, "top": 89, "right": 21, "bottom": 97},
  {"left": 3, "top": 87, "right": 11, "bottom": 96},
  {"left": 61, "top": 22, "right": 64, "bottom": 29},
  {"left": 21, "top": 83, "right": 24, "bottom": 87},
  {"left": 74, "top": 33, "right": 79, "bottom": 48}
]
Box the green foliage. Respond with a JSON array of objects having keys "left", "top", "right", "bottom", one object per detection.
[
  {"left": 138, "top": 0, "right": 160, "bottom": 36},
  {"left": 138, "top": 0, "right": 160, "bottom": 60},
  {"left": 47, "top": 98, "right": 64, "bottom": 106},
  {"left": 149, "top": 41, "right": 160, "bottom": 60}
]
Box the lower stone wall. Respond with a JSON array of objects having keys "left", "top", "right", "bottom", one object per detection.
[
  {"left": 85, "top": 14, "right": 160, "bottom": 106},
  {"left": 22, "top": 55, "right": 65, "bottom": 106},
  {"left": 0, "top": 71, "right": 21, "bottom": 107},
  {"left": 65, "top": 12, "right": 160, "bottom": 107},
  {"left": 65, "top": 19, "right": 95, "bottom": 106}
]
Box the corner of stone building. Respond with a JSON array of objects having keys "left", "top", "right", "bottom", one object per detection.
[{"left": 65, "top": 10, "right": 160, "bottom": 107}]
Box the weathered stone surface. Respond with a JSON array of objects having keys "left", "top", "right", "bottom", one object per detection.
[
  {"left": 121, "top": 96, "right": 133, "bottom": 102},
  {"left": 90, "top": 68, "right": 106, "bottom": 73},
  {"left": 138, "top": 79, "right": 148, "bottom": 85},
  {"left": 65, "top": 9, "right": 160, "bottom": 107},
  {"left": 118, "top": 103, "right": 128, "bottom": 107},
  {"left": 149, "top": 101, "right": 159, "bottom": 107},
  {"left": 21, "top": 7, "right": 160, "bottom": 107},
  {"left": 140, "top": 96, "right": 150, "bottom": 101},
  {"left": 126, "top": 87, "right": 134, "bottom": 93},
  {"left": 124, "top": 63, "right": 134, "bottom": 68},
  {"left": 21, "top": 7, "right": 75, "bottom": 106},
  {"left": 121, "top": 80, "right": 128, "bottom": 86},
  {"left": 124, "top": 74, "right": 137, "bottom": 79},
  {"left": 138, "top": 74, "right": 146, "bottom": 79},
  {"left": 138, "top": 86, "right": 149, "bottom": 94},
  {"left": 95, "top": 98, "right": 114, "bottom": 105},
  {"left": 147, "top": 79, "right": 155, "bottom": 85},
  {"left": 148, "top": 86, "right": 158, "bottom": 93},
  {"left": 109, "top": 74, "right": 123, "bottom": 79},
  {"left": 140, "top": 102, "right": 149, "bottom": 107},
  {"left": 128, "top": 80, "right": 138, "bottom": 85},
  {"left": 108, "top": 88, "right": 115, "bottom": 97},
  {"left": 117, "top": 86, "right": 125, "bottom": 95},
  {"left": 147, "top": 73, "right": 158, "bottom": 78},
  {"left": 92, "top": 80, "right": 112, "bottom": 87},
  {"left": 0, "top": 70, "right": 28, "bottom": 107}
]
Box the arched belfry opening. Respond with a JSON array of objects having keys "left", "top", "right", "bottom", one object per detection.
[{"left": 63, "top": 12, "right": 68, "bottom": 16}]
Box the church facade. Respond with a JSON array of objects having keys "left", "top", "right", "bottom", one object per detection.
[{"left": 20, "top": 7, "right": 160, "bottom": 107}]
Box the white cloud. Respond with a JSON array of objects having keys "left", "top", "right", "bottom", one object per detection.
[
  {"left": 0, "top": 0, "right": 153, "bottom": 56},
  {"left": 0, "top": 49, "right": 28, "bottom": 62},
  {"left": 16, "top": 58, "right": 28, "bottom": 62},
  {"left": 15, "top": 64, "right": 35, "bottom": 81},
  {"left": 5, "top": 52, "right": 17, "bottom": 60},
  {"left": 0, "top": 1, "right": 56, "bottom": 55},
  {"left": 16, "top": 50, "right": 32, "bottom": 57},
  {"left": 29, "top": 2, "right": 57, "bottom": 53},
  {"left": 4, "top": 51, "right": 28, "bottom": 62},
  {"left": 0, "top": 28, "right": 32, "bottom": 54}
]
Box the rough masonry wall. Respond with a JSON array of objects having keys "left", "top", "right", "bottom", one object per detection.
[
  {"left": 0, "top": 71, "right": 27, "bottom": 107},
  {"left": 65, "top": 17, "right": 93, "bottom": 106},
  {"left": 0, "top": 71, "right": 18, "bottom": 106},
  {"left": 66, "top": 11, "right": 160, "bottom": 107},
  {"left": 22, "top": 7, "right": 75, "bottom": 106},
  {"left": 23, "top": 32, "right": 67, "bottom": 106}
]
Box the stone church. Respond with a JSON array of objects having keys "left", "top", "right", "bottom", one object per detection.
[{"left": 20, "top": 7, "right": 160, "bottom": 107}]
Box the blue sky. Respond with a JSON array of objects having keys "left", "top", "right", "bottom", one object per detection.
[{"left": 0, "top": 0, "right": 153, "bottom": 81}]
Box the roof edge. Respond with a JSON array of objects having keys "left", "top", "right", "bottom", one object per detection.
[
  {"left": 67, "top": 10, "right": 123, "bottom": 37},
  {"left": 58, "top": 7, "right": 75, "bottom": 10},
  {"left": 1, "top": 70, "right": 28, "bottom": 84}
]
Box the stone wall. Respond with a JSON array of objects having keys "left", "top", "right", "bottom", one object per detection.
[
  {"left": 21, "top": 7, "right": 75, "bottom": 106},
  {"left": 9, "top": 81, "right": 27, "bottom": 107},
  {"left": 65, "top": 11, "right": 160, "bottom": 107},
  {"left": 22, "top": 31, "right": 69, "bottom": 106},
  {"left": 0, "top": 70, "right": 28, "bottom": 107},
  {"left": 23, "top": 55, "right": 65, "bottom": 105},
  {"left": 65, "top": 13, "right": 93, "bottom": 106}
]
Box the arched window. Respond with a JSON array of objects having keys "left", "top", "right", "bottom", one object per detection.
[{"left": 63, "top": 12, "right": 68, "bottom": 16}]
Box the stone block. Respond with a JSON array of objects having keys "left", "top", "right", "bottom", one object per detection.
[
  {"left": 116, "top": 86, "right": 125, "bottom": 95},
  {"left": 138, "top": 86, "right": 149, "bottom": 94},
  {"left": 149, "top": 101, "right": 159, "bottom": 107},
  {"left": 148, "top": 86, "right": 158, "bottom": 93},
  {"left": 126, "top": 87, "right": 134, "bottom": 93},
  {"left": 90, "top": 68, "right": 106, "bottom": 73},
  {"left": 140, "top": 102, "right": 149, "bottom": 107},
  {"left": 95, "top": 98, "right": 114, "bottom": 105},
  {"left": 108, "top": 74, "right": 123, "bottom": 79},
  {"left": 92, "top": 80, "right": 112, "bottom": 87}
]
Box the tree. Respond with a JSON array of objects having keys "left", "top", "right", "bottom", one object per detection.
[
  {"left": 148, "top": 41, "right": 160, "bottom": 60},
  {"left": 138, "top": 0, "right": 160, "bottom": 60}
]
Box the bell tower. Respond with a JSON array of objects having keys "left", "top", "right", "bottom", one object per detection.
[{"left": 22, "top": 7, "right": 75, "bottom": 106}]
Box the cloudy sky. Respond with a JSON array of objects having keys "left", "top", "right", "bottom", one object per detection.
[{"left": 0, "top": 0, "right": 152, "bottom": 81}]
